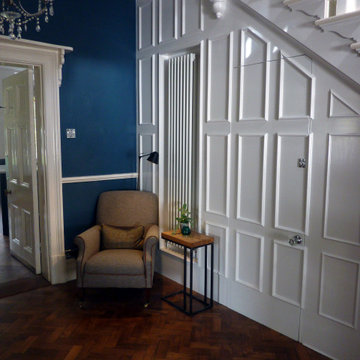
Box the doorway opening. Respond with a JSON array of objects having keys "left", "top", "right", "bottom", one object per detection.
[{"left": 0, "top": 63, "right": 49, "bottom": 297}]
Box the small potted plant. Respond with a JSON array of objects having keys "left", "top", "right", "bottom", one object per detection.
[{"left": 176, "top": 203, "right": 192, "bottom": 235}]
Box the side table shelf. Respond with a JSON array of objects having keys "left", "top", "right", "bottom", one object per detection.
[{"left": 161, "top": 230, "right": 214, "bottom": 316}]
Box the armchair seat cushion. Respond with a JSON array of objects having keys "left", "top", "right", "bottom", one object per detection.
[{"left": 85, "top": 249, "right": 144, "bottom": 276}]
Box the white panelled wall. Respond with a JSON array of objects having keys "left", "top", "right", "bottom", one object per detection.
[{"left": 136, "top": 1, "right": 360, "bottom": 359}]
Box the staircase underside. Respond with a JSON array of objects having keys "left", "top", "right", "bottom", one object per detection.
[{"left": 238, "top": 0, "right": 360, "bottom": 86}]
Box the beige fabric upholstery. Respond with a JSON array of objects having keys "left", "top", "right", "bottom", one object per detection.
[
  {"left": 143, "top": 225, "right": 159, "bottom": 288},
  {"left": 96, "top": 191, "right": 158, "bottom": 228},
  {"left": 74, "top": 191, "right": 159, "bottom": 289},
  {"left": 74, "top": 225, "right": 101, "bottom": 288},
  {"left": 83, "top": 274, "right": 146, "bottom": 289},
  {"left": 101, "top": 224, "right": 144, "bottom": 249},
  {"left": 85, "top": 250, "right": 144, "bottom": 275}
]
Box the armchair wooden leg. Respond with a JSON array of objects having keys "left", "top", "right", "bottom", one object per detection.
[
  {"left": 79, "top": 288, "right": 85, "bottom": 309},
  {"left": 144, "top": 288, "right": 151, "bottom": 308}
]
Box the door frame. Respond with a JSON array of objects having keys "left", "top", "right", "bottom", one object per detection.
[{"left": 0, "top": 35, "right": 72, "bottom": 284}]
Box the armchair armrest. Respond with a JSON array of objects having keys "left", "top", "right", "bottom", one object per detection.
[
  {"left": 143, "top": 224, "right": 159, "bottom": 288},
  {"left": 74, "top": 225, "right": 101, "bottom": 287}
]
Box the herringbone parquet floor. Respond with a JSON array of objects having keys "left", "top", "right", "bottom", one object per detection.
[
  {"left": 0, "top": 233, "right": 50, "bottom": 299},
  {"left": 0, "top": 273, "right": 328, "bottom": 360}
]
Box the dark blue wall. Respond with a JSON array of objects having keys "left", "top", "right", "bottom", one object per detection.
[
  {"left": 24, "top": 0, "right": 137, "bottom": 250},
  {"left": 26, "top": 0, "right": 136, "bottom": 177}
]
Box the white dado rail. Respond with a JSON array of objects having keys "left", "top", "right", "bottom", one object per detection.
[{"left": 61, "top": 173, "right": 138, "bottom": 184}]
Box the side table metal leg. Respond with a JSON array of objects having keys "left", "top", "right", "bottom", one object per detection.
[
  {"left": 210, "top": 243, "right": 214, "bottom": 307},
  {"left": 190, "top": 248, "right": 193, "bottom": 314},
  {"left": 183, "top": 246, "right": 187, "bottom": 311},
  {"left": 204, "top": 245, "right": 208, "bottom": 304}
]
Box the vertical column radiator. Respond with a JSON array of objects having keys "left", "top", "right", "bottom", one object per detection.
[{"left": 165, "top": 53, "right": 197, "bottom": 255}]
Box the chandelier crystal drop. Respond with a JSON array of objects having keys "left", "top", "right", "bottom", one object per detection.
[{"left": 0, "top": 0, "right": 54, "bottom": 40}]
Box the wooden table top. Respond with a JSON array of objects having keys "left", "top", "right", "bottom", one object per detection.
[{"left": 161, "top": 230, "right": 214, "bottom": 248}]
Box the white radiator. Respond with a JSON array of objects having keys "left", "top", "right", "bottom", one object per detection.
[{"left": 166, "top": 53, "right": 197, "bottom": 254}]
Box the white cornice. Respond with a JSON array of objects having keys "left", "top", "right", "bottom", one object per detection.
[
  {"left": 0, "top": 35, "right": 73, "bottom": 87},
  {"left": 0, "top": 35, "right": 73, "bottom": 53}
]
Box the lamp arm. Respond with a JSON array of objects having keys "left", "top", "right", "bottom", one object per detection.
[{"left": 138, "top": 152, "right": 152, "bottom": 159}]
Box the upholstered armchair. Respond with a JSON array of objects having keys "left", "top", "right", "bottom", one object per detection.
[{"left": 74, "top": 190, "right": 159, "bottom": 305}]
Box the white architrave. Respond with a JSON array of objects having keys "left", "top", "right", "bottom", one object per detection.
[{"left": 0, "top": 35, "right": 73, "bottom": 284}]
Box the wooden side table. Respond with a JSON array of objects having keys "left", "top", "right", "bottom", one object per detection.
[{"left": 161, "top": 230, "right": 214, "bottom": 315}]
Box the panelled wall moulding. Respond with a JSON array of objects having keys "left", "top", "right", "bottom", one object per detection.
[
  {"left": 278, "top": 51, "right": 315, "bottom": 120},
  {"left": 139, "top": 133, "right": 157, "bottom": 193},
  {"left": 138, "top": 55, "right": 156, "bottom": 125},
  {"left": 207, "top": 32, "right": 234, "bottom": 123},
  {"left": 181, "top": 0, "right": 204, "bottom": 36},
  {"left": 323, "top": 134, "right": 360, "bottom": 246},
  {"left": 319, "top": 252, "right": 360, "bottom": 329},
  {"left": 204, "top": 222, "right": 229, "bottom": 277},
  {"left": 159, "top": 0, "right": 178, "bottom": 43},
  {"left": 205, "top": 134, "right": 231, "bottom": 218},
  {"left": 272, "top": 239, "right": 307, "bottom": 308},
  {"left": 138, "top": 0, "right": 156, "bottom": 50},
  {"left": 236, "top": 134, "right": 268, "bottom": 226},
  {"left": 239, "top": 28, "right": 270, "bottom": 121},
  {"left": 328, "top": 89, "right": 360, "bottom": 118},
  {"left": 235, "top": 230, "right": 264, "bottom": 292},
  {"left": 137, "top": 2, "right": 360, "bottom": 358},
  {"left": 274, "top": 134, "right": 313, "bottom": 235},
  {"left": 196, "top": 39, "right": 206, "bottom": 231}
]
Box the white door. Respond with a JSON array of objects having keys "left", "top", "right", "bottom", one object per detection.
[
  {"left": 3, "top": 69, "right": 41, "bottom": 274},
  {"left": 202, "top": 28, "right": 360, "bottom": 359},
  {"left": 300, "top": 66, "right": 360, "bottom": 360},
  {"left": 203, "top": 29, "right": 313, "bottom": 340}
]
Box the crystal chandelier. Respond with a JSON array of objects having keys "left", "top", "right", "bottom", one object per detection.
[{"left": 0, "top": 0, "right": 54, "bottom": 40}]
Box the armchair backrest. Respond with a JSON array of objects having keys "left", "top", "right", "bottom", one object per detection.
[{"left": 96, "top": 190, "right": 158, "bottom": 227}]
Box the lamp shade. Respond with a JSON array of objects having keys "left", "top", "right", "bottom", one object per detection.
[{"left": 147, "top": 151, "right": 159, "bottom": 164}]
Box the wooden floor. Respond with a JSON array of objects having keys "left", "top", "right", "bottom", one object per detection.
[
  {"left": 0, "top": 217, "right": 49, "bottom": 298},
  {"left": 0, "top": 234, "right": 36, "bottom": 282},
  {"left": 0, "top": 273, "right": 329, "bottom": 360}
]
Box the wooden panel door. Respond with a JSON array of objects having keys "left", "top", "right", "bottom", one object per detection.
[
  {"left": 3, "top": 69, "right": 41, "bottom": 274},
  {"left": 202, "top": 28, "right": 313, "bottom": 340}
]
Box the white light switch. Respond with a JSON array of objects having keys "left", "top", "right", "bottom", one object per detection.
[{"left": 66, "top": 128, "right": 76, "bottom": 139}]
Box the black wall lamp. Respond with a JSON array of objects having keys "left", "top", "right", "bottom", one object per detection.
[{"left": 137, "top": 151, "right": 159, "bottom": 190}]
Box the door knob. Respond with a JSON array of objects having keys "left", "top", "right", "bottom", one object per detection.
[
  {"left": 4, "top": 189, "right": 12, "bottom": 196},
  {"left": 289, "top": 235, "right": 302, "bottom": 246}
]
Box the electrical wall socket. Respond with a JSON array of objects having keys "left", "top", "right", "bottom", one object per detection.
[{"left": 66, "top": 129, "right": 76, "bottom": 139}]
